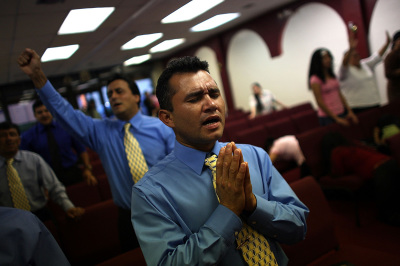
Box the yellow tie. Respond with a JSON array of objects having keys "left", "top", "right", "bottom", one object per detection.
[
  {"left": 124, "top": 123, "right": 148, "bottom": 183},
  {"left": 6, "top": 159, "right": 31, "bottom": 211},
  {"left": 205, "top": 154, "right": 278, "bottom": 266}
]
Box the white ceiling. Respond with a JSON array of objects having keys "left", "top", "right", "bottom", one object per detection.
[{"left": 0, "top": 0, "right": 297, "bottom": 86}]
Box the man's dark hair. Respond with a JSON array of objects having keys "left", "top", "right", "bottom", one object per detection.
[
  {"left": 156, "top": 56, "right": 209, "bottom": 111},
  {"left": 0, "top": 122, "right": 20, "bottom": 135},
  {"left": 107, "top": 74, "right": 141, "bottom": 107},
  {"left": 32, "top": 99, "right": 44, "bottom": 113}
]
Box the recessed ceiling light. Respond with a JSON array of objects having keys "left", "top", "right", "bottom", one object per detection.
[
  {"left": 58, "top": 7, "right": 115, "bottom": 35},
  {"left": 124, "top": 54, "right": 152, "bottom": 66},
  {"left": 190, "top": 13, "right": 240, "bottom": 32},
  {"left": 121, "top": 33, "right": 163, "bottom": 50},
  {"left": 149, "top": 39, "right": 185, "bottom": 53},
  {"left": 161, "top": 0, "right": 224, "bottom": 24},
  {"left": 41, "top": 44, "right": 79, "bottom": 62}
]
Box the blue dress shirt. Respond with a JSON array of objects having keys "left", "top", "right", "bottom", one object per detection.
[
  {"left": 132, "top": 140, "right": 309, "bottom": 265},
  {"left": 20, "top": 121, "right": 86, "bottom": 169},
  {"left": 0, "top": 207, "right": 70, "bottom": 266},
  {"left": 37, "top": 81, "right": 175, "bottom": 209},
  {"left": 0, "top": 151, "right": 74, "bottom": 212}
]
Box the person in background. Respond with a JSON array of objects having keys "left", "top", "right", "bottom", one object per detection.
[
  {"left": 339, "top": 30, "right": 391, "bottom": 113},
  {"left": 0, "top": 206, "right": 70, "bottom": 266},
  {"left": 0, "top": 122, "right": 84, "bottom": 223},
  {"left": 308, "top": 48, "right": 358, "bottom": 126},
  {"left": 264, "top": 135, "right": 311, "bottom": 178},
  {"left": 83, "top": 99, "right": 102, "bottom": 119},
  {"left": 248, "top": 82, "right": 287, "bottom": 119},
  {"left": 17, "top": 48, "right": 175, "bottom": 252},
  {"left": 20, "top": 99, "right": 97, "bottom": 186},
  {"left": 384, "top": 31, "right": 400, "bottom": 103},
  {"left": 373, "top": 114, "right": 400, "bottom": 155},
  {"left": 131, "top": 56, "right": 308, "bottom": 265}
]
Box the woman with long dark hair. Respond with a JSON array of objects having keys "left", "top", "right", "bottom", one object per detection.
[{"left": 308, "top": 48, "right": 358, "bottom": 126}]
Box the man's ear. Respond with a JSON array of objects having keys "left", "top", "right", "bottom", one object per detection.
[{"left": 158, "top": 109, "right": 175, "bottom": 128}]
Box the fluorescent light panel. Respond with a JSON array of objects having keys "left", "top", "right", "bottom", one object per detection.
[
  {"left": 191, "top": 13, "right": 240, "bottom": 32},
  {"left": 121, "top": 33, "right": 163, "bottom": 50},
  {"left": 58, "top": 7, "right": 115, "bottom": 35},
  {"left": 124, "top": 54, "right": 151, "bottom": 66},
  {"left": 149, "top": 39, "right": 185, "bottom": 53},
  {"left": 161, "top": 0, "right": 224, "bottom": 24},
  {"left": 41, "top": 44, "right": 79, "bottom": 62}
]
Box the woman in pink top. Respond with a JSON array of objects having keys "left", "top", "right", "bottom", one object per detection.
[{"left": 308, "top": 48, "right": 358, "bottom": 126}]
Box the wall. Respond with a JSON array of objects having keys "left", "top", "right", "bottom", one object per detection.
[{"left": 167, "top": 0, "right": 400, "bottom": 113}]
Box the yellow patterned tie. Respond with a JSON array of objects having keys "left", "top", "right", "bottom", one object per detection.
[
  {"left": 124, "top": 123, "right": 148, "bottom": 183},
  {"left": 6, "top": 159, "right": 31, "bottom": 211},
  {"left": 205, "top": 154, "right": 278, "bottom": 266}
]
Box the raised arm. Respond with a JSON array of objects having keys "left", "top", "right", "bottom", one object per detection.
[{"left": 378, "top": 31, "right": 392, "bottom": 57}]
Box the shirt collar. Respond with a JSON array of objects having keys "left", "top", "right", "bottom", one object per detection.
[
  {"left": 38, "top": 120, "right": 56, "bottom": 132},
  {"left": 0, "top": 151, "right": 22, "bottom": 167},
  {"left": 119, "top": 111, "right": 143, "bottom": 132},
  {"left": 174, "top": 140, "right": 223, "bottom": 175}
]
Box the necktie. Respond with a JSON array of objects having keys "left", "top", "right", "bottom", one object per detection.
[
  {"left": 205, "top": 154, "right": 278, "bottom": 266},
  {"left": 6, "top": 159, "right": 31, "bottom": 211},
  {"left": 45, "top": 125, "right": 62, "bottom": 172},
  {"left": 124, "top": 123, "right": 148, "bottom": 183}
]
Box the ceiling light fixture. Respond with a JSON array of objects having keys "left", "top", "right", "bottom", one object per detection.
[
  {"left": 123, "top": 54, "right": 152, "bottom": 66},
  {"left": 121, "top": 33, "right": 163, "bottom": 50},
  {"left": 190, "top": 13, "right": 240, "bottom": 32},
  {"left": 41, "top": 44, "right": 79, "bottom": 62},
  {"left": 161, "top": 0, "right": 224, "bottom": 24},
  {"left": 149, "top": 39, "right": 185, "bottom": 53},
  {"left": 58, "top": 7, "right": 115, "bottom": 35}
]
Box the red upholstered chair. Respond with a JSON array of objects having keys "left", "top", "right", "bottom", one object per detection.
[
  {"left": 264, "top": 117, "right": 298, "bottom": 139},
  {"left": 66, "top": 181, "right": 103, "bottom": 207},
  {"left": 97, "top": 174, "right": 113, "bottom": 201},
  {"left": 282, "top": 176, "right": 400, "bottom": 266},
  {"left": 96, "top": 248, "right": 146, "bottom": 266},
  {"left": 290, "top": 109, "right": 319, "bottom": 134},
  {"left": 221, "top": 118, "right": 250, "bottom": 142},
  {"left": 57, "top": 199, "right": 121, "bottom": 265},
  {"left": 92, "top": 160, "right": 106, "bottom": 176},
  {"left": 288, "top": 102, "right": 314, "bottom": 114},
  {"left": 235, "top": 125, "right": 268, "bottom": 149},
  {"left": 295, "top": 127, "right": 366, "bottom": 226}
]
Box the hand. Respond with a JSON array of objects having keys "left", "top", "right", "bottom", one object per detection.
[
  {"left": 385, "top": 30, "right": 392, "bottom": 45},
  {"left": 216, "top": 142, "right": 247, "bottom": 216},
  {"left": 230, "top": 143, "right": 256, "bottom": 213},
  {"left": 82, "top": 169, "right": 98, "bottom": 186},
  {"left": 17, "top": 48, "right": 47, "bottom": 88},
  {"left": 17, "top": 48, "right": 41, "bottom": 76},
  {"left": 335, "top": 117, "right": 350, "bottom": 127},
  {"left": 347, "top": 112, "right": 359, "bottom": 125},
  {"left": 66, "top": 207, "right": 85, "bottom": 220}
]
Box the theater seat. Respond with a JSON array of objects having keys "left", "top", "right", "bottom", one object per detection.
[
  {"left": 96, "top": 248, "right": 146, "bottom": 266},
  {"left": 282, "top": 176, "right": 400, "bottom": 266},
  {"left": 57, "top": 199, "right": 120, "bottom": 265}
]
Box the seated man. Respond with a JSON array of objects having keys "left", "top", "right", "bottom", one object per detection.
[
  {"left": 0, "top": 206, "right": 70, "bottom": 265},
  {"left": 0, "top": 122, "right": 84, "bottom": 222},
  {"left": 20, "top": 99, "right": 97, "bottom": 186},
  {"left": 131, "top": 56, "right": 309, "bottom": 265}
]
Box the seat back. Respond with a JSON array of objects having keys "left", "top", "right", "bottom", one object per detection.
[
  {"left": 386, "top": 133, "right": 400, "bottom": 165},
  {"left": 290, "top": 110, "right": 319, "bottom": 134},
  {"left": 296, "top": 126, "right": 330, "bottom": 178},
  {"left": 265, "top": 117, "right": 298, "bottom": 139},
  {"left": 281, "top": 176, "right": 339, "bottom": 266},
  {"left": 235, "top": 125, "right": 268, "bottom": 148}
]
